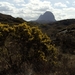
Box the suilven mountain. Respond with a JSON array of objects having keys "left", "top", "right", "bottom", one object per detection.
[{"left": 36, "top": 11, "right": 56, "bottom": 23}]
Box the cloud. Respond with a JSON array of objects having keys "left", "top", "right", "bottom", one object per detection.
[
  {"left": 25, "top": 0, "right": 52, "bottom": 11},
  {"left": 52, "top": 7, "right": 75, "bottom": 20},
  {"left": 0, "top": 0, "right": 52, "bottom": 21},
  {"left": 54, "top": 2, "right": 67, "bottom": 8},
  {"left": 72, "top": 1, "right": 75, "bottom": 6},
  {"left": 66, "top": 1, "right": 70, "bottom": 4},
  {"left": 0, "top": 0, "right": 75, "bottom": 21},
  {"left": 0, "top": 2, "right": 15, "bottom": 11},
  {"left": 16, "top": 0, "right": 53, "bottom": 20},
  {"left": 0, "top": 1, "right": 19, "bottom": 18},
  {"left": 13, "top": 0, "right": 25, "bottom": 3}
]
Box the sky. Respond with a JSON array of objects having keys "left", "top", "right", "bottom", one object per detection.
[{"left": 0, "top": 0, "right": 75, "bottom": 21}]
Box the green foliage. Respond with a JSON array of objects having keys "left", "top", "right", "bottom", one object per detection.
[{"left": 0, "top": 23, "right": 57, "bottom": 74}]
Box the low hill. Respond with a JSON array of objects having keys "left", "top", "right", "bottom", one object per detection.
[
  {"left": 49, "top": 19, "right": 75, "bottom": 26},
  {"left": 36, "top": 19, "right": 75, "bottom": 40},
  {"left": 0, "top": 13, "right": 25, "bottom": 25}
]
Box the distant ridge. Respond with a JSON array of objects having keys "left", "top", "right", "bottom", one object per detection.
[
  {"left": 0, "top": 13, "right": 25, "bottom": 25},
  {"left": 49, "top": 19, "right": 75, "bottom": 26},
  {"left": 36, "top": 11, "right": 56, "bottom": 23}
]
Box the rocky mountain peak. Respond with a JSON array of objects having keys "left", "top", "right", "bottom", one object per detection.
[{"left": 36, "top": 11, "right": 56, "bottom": 23}]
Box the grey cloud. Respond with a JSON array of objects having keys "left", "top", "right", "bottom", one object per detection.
[
  {"left": 0, "top": 0, "right": 75, "bottom": 21},
  {"left": 54, "top": 2, "right": 67, "bottom": 8},
  {"left": 0, "top": 2, "right": 15, "bottom": 11}
]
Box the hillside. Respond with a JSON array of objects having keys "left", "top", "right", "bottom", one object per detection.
[
  {"left": 29, "top": 19, "right": 75, "bottom": 40},
  {"left": 0, "top": 13, "right": 25, "bottom": 25},
  {"left": 0, "top": 13, "right": 75, "bottom": 75}
]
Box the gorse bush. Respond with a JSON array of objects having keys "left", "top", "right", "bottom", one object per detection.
[{"left": 0, "top": 22, "right": 57, "bottom": 75}]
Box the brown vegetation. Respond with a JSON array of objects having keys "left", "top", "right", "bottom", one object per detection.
[{"left": 0, "top": 13, "right": 75, "bottom": 75}]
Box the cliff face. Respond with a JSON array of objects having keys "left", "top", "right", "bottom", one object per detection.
[{"left": 36, "top": 11, "right": 56, "bottom": 23}]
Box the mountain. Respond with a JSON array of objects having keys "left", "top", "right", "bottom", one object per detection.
[
  {"left": 0, "top": 13, "right": 25, "bottom": 25},
  {"left": 36, "top": 11, "right": 56, "bottom": 23}
]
